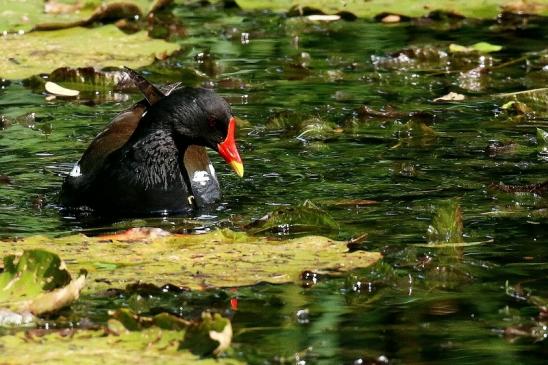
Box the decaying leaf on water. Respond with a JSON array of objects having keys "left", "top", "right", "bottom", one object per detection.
[
  {"left": 266, "top": 110, "right": 337, "bottom": 142},
  {"left": 371, "top": 46, "right": 448, "bottom": 70},
  {"left": 342, "top": 105, "right": 437, "bottom": 148},
  {"left": 0, "top": 175, "right": 12, "bottom": 185},
  {"left": 354, "top": 105, "right": 435, "bottom": 123},
  {"left": 502, "top": 0, "right": 548, "bottom": 16},
  {"left": 44, "top": 81, "right": 79, "bottom": 97},
  {"left": 391, "top": 120, "right": 437, "bottom": 149},
  {"left": 320, "top": 199, "right": 378, "bottom": 207},
  {"left": 496, "top": 87, "right": 548, "bottom": 117},
  {"left": 490, "top": 181, "right": 548, "bottom": 195},
  {"left": 305, "top": 14, "right": 342, "bottom": 22},
  {"left": 485, "top": 140, "right": 520, "bottom": 157},
  {"left": 265, "top": 110, "right": 306, "bottom": 131},
  {"left": 501, "top": 100, "right": 532, "bottom": 115},
  {"left": 0, "top": 25, "right": 180, "bottom": 80},
  {"left": 266, "top": 110, "right": 338, "bottom": 141},
  {"left": 503, "top": 282, "right": 548, "bottom": 342},
  {"left": 433, "top": 91, "right": 465, "bottom": 102},
  {"left": 0, "top": 229, "right": 381, "bottom": 292},
  {"left": 371, "top": 44, "right": 501, "bottom": 78},
  {"left": 0, "top": 249, "right": 86, "bottom": 326},
  {"left": 483, "top": 181, "right": 548, "bottom": 219},
  {"left": 482, "top": 206, "right": 548, "bottom": 219},
  {"left": 98, "top": 227, "right": 172, "bottom": 241},
  {"left": 246, "top": 200, "right": 340, "bottom": 234},
  {"left": 379, "top": 13, "right": 404, "bottom": 23},
  {"left": 537, "top": 128, "right": 548, "bottom": 148}
]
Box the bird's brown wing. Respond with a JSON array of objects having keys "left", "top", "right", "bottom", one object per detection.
[
  {"left": 78, "top": 101, "right": 148, "bottom": 175},
  {"left": 78, "top": 69, "right": 171, "bottom": 175}
]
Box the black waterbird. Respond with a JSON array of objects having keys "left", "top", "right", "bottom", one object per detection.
[{"left": 59, "top": 68, "right": 244, "bottom": 215}]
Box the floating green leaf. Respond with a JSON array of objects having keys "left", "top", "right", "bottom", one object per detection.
[
  {"left": 109, "top": 309, "right": 233, "bottom": 357},
  {"left": 235, "top": 0, "right": 548, "bottom": 19},
  {"left": 537, "top": 128, "right": 548, "bottom": 145},
  {"left": 1, "top": 305, "right": 236, "bottom": 362},
  {"left": 1, "top": 302, "right": 235, "bottom": 362},
  {"left": 0, "top": 250, "right": 70, "bottom": 302},
  {"left": 449, "top": 42, "right": 502, "bottom": 53},
  {"left": 426, "top": 199, "right": 464, "bottom": 244},
  {"left": 447, "top": 44, "right": 470, "bottom": 53},
  {"left": 235, "top": 0, "right": 292, "bottom": 12},
  {"left": 0, "top": 326, "right": 242, "bottom": 365},
  {"left": 0, "top": 0, "right": 164, "bottom": 33},
  {"left": 0, "top": 25, "right": 180, "bottom": 80},
  {"left": 0, "top": 229, "right": 381, "bottom": 292},
  {"left": 471, "top": 41, "right": 503, "bottom": 53},
  {"left": 0, "top": 249, "right": 86, "bottom": 322},
  {"left": 180, "top": 312, "right": 233, "bottom": 356}
]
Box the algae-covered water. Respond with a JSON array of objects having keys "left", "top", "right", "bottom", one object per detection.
[{"left": 1, "top": 3, "right": 547, "bottom": 364}]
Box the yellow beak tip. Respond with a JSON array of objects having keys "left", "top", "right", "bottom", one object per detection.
[{"left": 230, "top": 161, "right": 244, "bottom": 177}]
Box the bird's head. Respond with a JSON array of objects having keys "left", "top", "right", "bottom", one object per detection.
[{"left": 150, "top": 87, "right": 244, "bottom": 177}]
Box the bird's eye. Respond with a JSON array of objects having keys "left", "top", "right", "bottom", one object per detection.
[{"left": 207, "top": 115, "right": 216, "bottom": 128}]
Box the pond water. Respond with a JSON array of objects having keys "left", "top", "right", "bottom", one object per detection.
[{"left": 1, "top": 3, "right": 547, "bottom": 364}]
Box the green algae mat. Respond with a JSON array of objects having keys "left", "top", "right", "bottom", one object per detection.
[
  {"left": 0, "top": 229, "right": 381, "bottom": 292},
  {"left": 0, "top": 310, "right": 241, "bottom": 365},
  {"left": 0, "top": 330, "right": 239, "bottom": 365}
]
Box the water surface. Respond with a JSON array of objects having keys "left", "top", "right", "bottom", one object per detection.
[{"left": 1, "top": 4, "right": 547, "bottom": 364}]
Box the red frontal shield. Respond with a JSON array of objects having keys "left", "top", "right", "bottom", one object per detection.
[{"left": 217, "top": 117, "right": 244, "bottom": 177}]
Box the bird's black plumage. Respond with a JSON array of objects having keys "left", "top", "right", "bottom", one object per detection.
[{"left": 59, "top": 72, "right": 240, "bottom": 216}]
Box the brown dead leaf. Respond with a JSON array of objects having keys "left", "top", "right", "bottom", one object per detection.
[
  {"left": 433, "top": 91, "right": 465, "bottom": 102},
  {"left": 44, "top": 0, "right": 82, "bottom": 14},
  {"left": 45, "top": 81, "right": 79, "bottom": 97},
  {"left": 382, "top": 14, "right": 401, "bottom": 23},
  {"left": 503, "top": 0, "right": 548, "bottom": 14},
  {"left": 331, "top": 199, "right": 378, "bottom": 207},
  {"left": 27, "top": 274, "right": 86, "bottom": 315},
  {"left": 97, "top": 227, "right": 171, "bottom": 242}
]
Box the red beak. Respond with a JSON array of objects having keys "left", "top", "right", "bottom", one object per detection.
[{"left": 217, "top": 117, "right": 244, "bottom": 177}]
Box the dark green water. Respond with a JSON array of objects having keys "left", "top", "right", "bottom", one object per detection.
[{"left": 1, "top": 3, "right": 547, "bottom": 364}]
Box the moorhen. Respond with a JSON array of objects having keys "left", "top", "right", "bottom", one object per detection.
[{"left": 59, "top": 68, "right": 244, "bottom": 215}]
